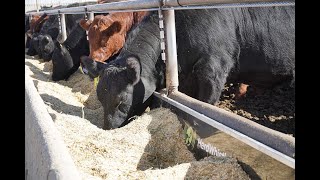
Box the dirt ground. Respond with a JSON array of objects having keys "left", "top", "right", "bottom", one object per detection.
[
  {"left": 213, "top": 82, "right": 295, "bottom": 179},
  {"left": 216, "top": 82, "right": 295, "bottom": 137}
]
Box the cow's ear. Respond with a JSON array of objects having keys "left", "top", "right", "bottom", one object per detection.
[
  {"left": 80, "top": 56, "right": 107, "bottom": 78},
  {"left": 102, "top": 21, "right": 122, "bottom": 37},
  {"left": 126, "top": 56, "right": 140, "bottom": 85},
  {"left": 79, "top": 19, "right": 92, "bottom": 31}
]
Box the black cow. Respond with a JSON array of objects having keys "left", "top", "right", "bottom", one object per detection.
[
  {"left": 25, "top": 14, "right": 30, "bottom": 33},
  {"left": 25, "top": 14, "right": 30, "bottom": 48},
  {"left": 38, "top": 2, "right": 100, "bottom": 61},
  {"left": 51, "top": 23, "right": 89, "bottom": 81},
  {"left": 40, "top": 14, "right": 84, "bottom": 61},
  {"left": 26, "top": 2, "right": 95, "bottom": 60},
  {"left": 27, "top": 33, "right": 44, "bottom": 56},
  {"left": 26, "top": 13, "right": 49, "bottom": 56},
  {"left": 81, "top": 7, "right": 295, "bottom": 130}
]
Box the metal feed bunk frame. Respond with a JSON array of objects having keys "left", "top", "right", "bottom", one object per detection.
[{"left": 25, "top": 0, "right": 295, "bottom": 169}]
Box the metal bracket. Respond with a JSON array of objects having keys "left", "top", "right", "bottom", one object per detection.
[
  {"left": 57, "top": 10, "right": 62, "bottom": 34},
  {"left": 158, "top": 10, "right": 166, "bottom": 64},
  {"left": 158, "top": 9, "right": 169, "bottom": 96},
  {"left": 84, "top": 7, "right": 90, "bottom": 41},
  {"left": 84, "top": 7, "right": 88, "bottom": 20}
]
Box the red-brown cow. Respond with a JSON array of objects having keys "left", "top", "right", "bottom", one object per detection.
[
  {"left": 26, "top": 13, "right": 48, "bottom": 37},
  {"left": 79, "top": 11, "right": 149, "bottom": 62}
]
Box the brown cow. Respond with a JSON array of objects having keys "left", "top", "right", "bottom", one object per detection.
[
  {"left": 26, "top": 13, "right": 48, "bottom": 37},
  {"left": 79, "top": 11, "right": 149, "bottom": 62}
]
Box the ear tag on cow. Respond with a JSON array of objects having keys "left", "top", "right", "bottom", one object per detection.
[
  {"left": 79, "top": 64, "right": 89, "bottom": 74},
  {"left": 79, "top": 65, "right": 84, "bottom": 74},
  {"left": 94, "top": 76, "right": 99, "bottom": 89}
]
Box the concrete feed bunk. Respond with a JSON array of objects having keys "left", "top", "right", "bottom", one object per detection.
[{"left": 25, "top": 57, "right": 250, "bottom": 179}]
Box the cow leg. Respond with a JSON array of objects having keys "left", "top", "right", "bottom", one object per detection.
[{"left": 193, "top": 56, "right": 232, "bottom": 105}]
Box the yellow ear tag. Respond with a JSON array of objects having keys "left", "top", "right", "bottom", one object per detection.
[
  {"left": 94, "top": 76, "right": 99, "bottom": 89},
  {"left": 79, "top": 64, "right": 84, "bottom": 74}
]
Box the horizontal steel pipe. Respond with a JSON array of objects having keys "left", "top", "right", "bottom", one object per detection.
[
  {"left": 26, "top": 0, "right": 160, "bottom": 15},
  {"left": 25, "top": 0, "right": 294, "bottom": 15},
  {"left": 168, "top": 91, "right": 295, "bottom": 158},
  {"left": 162, "top": 0, "right": 294, "bottom": 6},
  {"left": 153, "top": 91, "right": 295, "bottom": 168}
]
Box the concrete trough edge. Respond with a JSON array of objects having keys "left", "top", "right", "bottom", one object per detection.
[{"left": 25, "top": 73, "right": 81, "bottom": 180}]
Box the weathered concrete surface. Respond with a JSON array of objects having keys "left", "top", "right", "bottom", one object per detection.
[{"left": 25, "top": 72, "right": 81, "bottom": 180}]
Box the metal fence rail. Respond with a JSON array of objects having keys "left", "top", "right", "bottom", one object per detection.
[{"left": 25, "top": 0, "right": 295, "bottom": 15}]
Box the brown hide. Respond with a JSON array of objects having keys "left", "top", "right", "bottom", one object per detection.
[{"left": 79, "top": 11, "right": 149, "bottom": 62}]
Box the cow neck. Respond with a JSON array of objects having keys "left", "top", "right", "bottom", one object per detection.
[
  {"left": 132, "top": 11, "right": 149, "bottom": 29},
  {"left": 63, "top": 23, "right": 85, "bottom": 51},
  {"left": 39, "top": 15, "right": 56, "bottom": 34},
  {"left": 119, "top": 12, "right": 161, "bottom": 94},
  {"left": 123, "top": 13, "right": 160, "bottom": 63},
  {"left": 33, "top": 14, "right": 48, "bottom": 33}
]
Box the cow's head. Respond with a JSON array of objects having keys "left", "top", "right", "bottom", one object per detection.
[
  {"left": 79, "top": 14, "right": 123, "bottom": 62},
  {"left": 27, "top": 13, "right": 48, "bottom": 37},
  {"left": 28, "top": 15, "right": 41, "bottom": 34},
  {"left": 81, "top": 55, "right": 148, "bottom": 130},
  {"left": 27, "top": 33, "right": 41, "bottom": 56},
  {"left": 51, "top": 41, "right": 74, "bottom": 81},
  {"left": 39, "top": 35, "right": 55, "bottom": 61}
]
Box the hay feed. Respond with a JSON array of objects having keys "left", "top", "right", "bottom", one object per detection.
[{"left": 25, "top": 56, "right": 249, "bottom": 179}]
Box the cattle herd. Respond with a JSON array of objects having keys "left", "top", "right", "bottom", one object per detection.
[{"left": 25, "top": 3, "right": 295, "bottom": 131}]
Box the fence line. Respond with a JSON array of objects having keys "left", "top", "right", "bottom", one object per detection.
[
  {"left": 25, "top": 0, "right": 295, "bottom": 14},
  {"left": 25, "top": 0, "right": 96, "bottom": 12}
]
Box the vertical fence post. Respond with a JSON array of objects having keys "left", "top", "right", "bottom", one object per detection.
[
  {"left": 87, "top": 12, "right": 94, "bottom": 41},
  {"left": 60, "top": 13, "right": 67, "bottom": 42},
  {"left": 163, "top": 10, "right": 179, "bottom": 94},
  {"left": 29, "top": 14, "right": 32, "bottom": 24},
  {"left": 35, "top": 0, "right": 39, "bottom": 13},
  {"left": 89, "top": 12, "right": 94, "bottom": 21}
]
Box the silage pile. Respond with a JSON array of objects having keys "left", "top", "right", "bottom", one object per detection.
[{"left": 25, "top": 56, "right": 250, "bottom": 180}]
